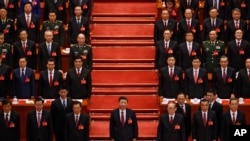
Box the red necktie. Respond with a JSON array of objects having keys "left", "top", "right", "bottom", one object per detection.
[
  {"left": 77, "top": 69, "right": 80, "bottom": 76},
  {"left": 180, "top": 105, "right": 185, "bottom": 115},
  {"left": 75, "top": 115, "right": 79, "bottom": 127},
  {"left": 187, "top": 20, "right": 191, "bottom": 31},
  {"left": 121, "top": 111, "right": 125, "bottom": 126},
  {"left": 4, "top": 0, "right": 8, "bottom": 7},
  {"left": 188, "top": 43, "right": 192, "bottom": 56},
  {"left": 203, "top": 112, "right": 207, "bottom": 127},
  {"left": 26, "top": 15, "right": 30, "bottom": 27},
  {"left": 49, "top": 71, "right": 53, "bottom": 87},
  {"left": 170, "top": 68, "right": 173, "bottom": 80},
  {"left": 212, "top": 19, "right": 215, "bottom": 28},
  {"left": 37, "top": 113, "right": 41, "bottom": 128},
  {"left": 187, "top": 0, "right": 191, "bottom": 7},
  {"left": 237, "top": 41, "right": 240, "bottom": 48},
  {"left": 164, "top": 21, "right": 167, "bottom": 29},
  {"left": 169, "top": 116, "right": 173, "bottom": 124},
  {"left": 5, "top": 113, "right": 8, "bottom": 128},
  {"left": 232, "top": 113, "right": 236, "bottom": 124},
  {"left": 235, "top": 21, "right": 239, "bottom": 29},
  {"left": 223, "top": 69, "right": 226, "bottom": 83},
  {"left": 165, "top": 42, "right": 168, "bottom": 53},
  {"left": 22, "top": 42, "right": 26, "bottom": 53},
  {"left": 194, "top": 70, "right": 198, "bottom": 83}
]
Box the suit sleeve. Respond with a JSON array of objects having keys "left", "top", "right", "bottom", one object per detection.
[
  {"left": 12, "top": 72, "right": 17, "bottom": 97},
  {"left": 156, "top": 116, "right": 163, "bottom": 141},
  {"left": 37, "top": 45, "right": 42, "bottom": 71},
  {"left": 212, "top": 113, "right": 218, "bottom": 140},
  {"left": 35, "top": 16, "right": 40, "bottom": 43},
  {"left": 43, "top": 0, "right": 49, "bottom": 21},
  {"left": 155, "top": 42, "right": 159, "bottom": 69},
  {"left": 109, "top": 111, "right": 115, "bottom": 139},
  {"left": 15, "top": 113, "right": 21, "bottom": 141},
  {"left": 38, "top": 73, "right": 43, "bottom": 97},
  {"left": 202, "top": 70, "right": 208, "bottom": 96},
  {"left": 158, "top": 70, "right": 164, "bottom": 96},
  {"left": 48, "top": 113, "right": 53, "bottom": 141},
  {"left": 191, "top": 114, "right": 197, "bottom": 140},
  {"left": 31, "top": 70, "right": 35, "bottom": 97},
  {"left": 69, "top": 1, "right": 74, "bottom": 18},
  {"left": 64, "top": 115, "right": 69, "bottom": 141},
  {"left": 50, "top": 102, "right": 56, "bottom": 132},
  {"left": 87, "top": 47, "right": 92, "bottom": 69},
  {"left": 132, "top": 111, "right": 138, "bottom": 139},
  {"left": 69, "top": 47, "right": 74, "bottom": 68},
  {"left": 56, "top": 45, "right": 62, "bottom": 70},
  {"left": 181, "top": 116, "right": 186, "bottom": 141},
  {"left": 59, "top": 23, "right": 64, "bottom": 46},
  {"left": 84, "top": 115, "right": 90, "bottom": 141},
  {"left": 68, "top": 21, "right": 73, "bottom": 45},
  {"left": 26, "top": 113, "right": 31, "bottom": 141},
  {"left": 86, "top": 71, "right": 92, "bottom": 98},
  {"left": 31, "top": 42, "right": 37, "bottom": 70},
  {"left": 154, "top": 22, "right": 159, "bottom": 43}
]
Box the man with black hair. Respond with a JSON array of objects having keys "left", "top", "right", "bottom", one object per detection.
[{"left": 109, "top": 96, "right": 138, "bottom": 141}]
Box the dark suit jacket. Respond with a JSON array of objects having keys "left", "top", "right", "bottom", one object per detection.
[
  {"left": 226, "top": 20, "right": 248, "bottom": 42},
  {"left": 178, "top": 41, "right": 200, "bottom": 70},
  {"left": 109, "top": 108, "right": 138, "bottom": 141},
  {"left": 159, "top": 66, "right": 183, "bottom": 98},
  {"left": 50, "top": 98, "right": 73, "bottom": 140},
  {"left": 65, "top": 112, "right": 89, "bottom": 141},
  {"left": 20, "top": 0, "right": 40, "bottom": 16},
  {"left": 192, "top": 110, "right": 217, "bottom": 141},
  {"left": 68, "top": 16, "right": 90, "bottom": 44},
  {"left": 39, "top": 70, "right": 63, "bottom": 99},
  {"left": 212, "top": 67, "right": 236, "bottom": 98},
  {"left": 227, "top": 40, "right": 250, "bottom": 72},
  {"left": 13, "top": 40, "right": 37, "bottom": 70},
  {"left": 0, "top": 0, "right": 18, "bottom": 19},
  {"left": 184, "top": 68, "right": 208, "bottom": 98},
  {"left": 0, "top": 44, "right": 13, "bottom": 67},
  {"left": 178, "top": 18, "right": 200, "bottom": 43},
  {"left": 228, "top": 0, "right": 249, "bottom": 20},
  {"left": 203, "top": 0, "right": 227, "bottom": 20},
  {"left": 176, "top": 103, "right": 192, "bottom": 141},
  {"left": 157, "top": 113, "right": 185, "bottom": 141},
  {"left": 26, "top": 110, "right": 53, "bottom": 141},
  {"left": 154, "top": 19, "right": 177, "bottom": 43},
  {"left": 0, "top": 111, "right": 20, "bottom": 141},
  {"left": 210, "top": 101, "right": 223, "bottom": 139},
  {"left": 0, "top": 64, "right": 11, "bottom": 97},
  {"left": 16, "top": 13, "right": 40, "bottom": 43},
  {"left": 69, "top": 0, "right": 92, "bottom": 19},
  {"left": 220, "top": 110, "right": 246, "bottom": 141},
  {"left": 38, "top": 42, "right": 62, "bottom": 71},
  {"left": 202, "top": 18, "right": 224, "bottom": 41},
  {"left": 179, "top": 0, "right": 199, "bottom": 19},
  {"left": 155, "top": 39, "right": 178, "bottom": 69},
  {"left": 66, "top": 67, "right": 92, "bottom": 99},
  {"left": 237, "top": 68, "right": 250, "bottom": 98},
  {"left": 0, "top": 19, "right": 15, "bottom": 44},
  {"left": 12, "top": 67, "right": 35, "bottom": 98},
  {"left": 43, "top": 0, "right": 67, "bottom": 24}
]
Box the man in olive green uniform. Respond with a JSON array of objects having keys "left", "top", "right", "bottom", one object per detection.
[
  {"left": 0, "top": 8, "right": 14, "bottom": 44},
  {"left": 69, "top": 33, "right": 92, "bottom": 70},
  {"left": 0, "top": 33, "right": 12, "bottom": 67},
  {"left": 202, "top": 30, "right": 225, "bottom": 73},
  {"left": 42, "top": 10, "right": 64, "bottom": 47}
]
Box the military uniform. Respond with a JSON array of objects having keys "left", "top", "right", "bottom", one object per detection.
[
  {"left": 42, "top": 20, "right": 64, "bottom": 46},
  {"left": 202, "top": 40, "right": 225, "bottom": 72},
  {"left": 0, "top": 18, "right": 14, "bottom": 44},
  {"left": 69, "top": 44, "right": 92, "bottom": 69},
  {"left": 0, "top": 43, "right": 12, "bottom": 67}
]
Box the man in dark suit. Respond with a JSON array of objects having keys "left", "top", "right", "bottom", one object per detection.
[
  {"left": 184, "top": 57, "right": 208, "bottom": 99},
  {"left": 50, "top": 85, "right": 73, "bottom": 141},
  {"left": 13, "top": 29, "right": 37, "bottom": 70},
  {"left": 109, "top": 96, "right": 138, "bottom": 141},
  {"left": 26, "top": 97, "right": 53, "bottom": 141},
  {"left": 69, "top": 0, "right": 92, "bottom": 19},
  {"left": 226, "top": 8, "right": 248, "bottom": 42},
  {"left": 157, "top": 101, "right": 185, "bottom": 141},
  {"left": 12, "top": 57, "right": 35, "bottom": 99},
  {"left": 0, "top": 0, "right": 18, "bottom": 19},
  {"left": 0, "top": 8, "right": 14, "bottom": 44},
  {"left": 178, "top": 8, "right": 200, "bottom": 43},
  {"left": 69, "top": 33, "right": 92, "bottom": 69},
  {"left": 202, "top": 8, "right": 224, "bottom": 41},
  {"left": 212, "top": 55, "right": 236, "bottom": 98},
  {"left": 16, "top": 2, "right": 40, "bottom": 44},
  {"left": 227, "top": 29, "right": 250, "bottom": 72},
  {"left": 228, "top": 0, "right": 248, "bottom": 20},
  {"left": 179, "top": 31, "right": 200, "bottom": 70},
  {"left": 0, "top": 99, "right": 20, "bottom": 141},
  {"left": 65, "top": 101, "right": 89, "bottom": 141},
  {"left": 204, "top": 0, "right": 227, "bottom": 20},
  {"left": 192, "top": 98, "right": 217, "bottom": 141},
  {"left": 175, "top": 93, "right": 191, "bottom": 141},
  {"left": 43, "top": 0, "right": 67, "bottom": 24},
  {"left": 66, "top": 57, "right": 91, "bottom": 99},
  {"left": 237, "top": 58, "right": 250, "bottom": 98},
  {"left": 0, "top": 33, "right": 12, "bottom": 67},
  {"left": 20, "top": 0, "right": 40, "bottom": 16},
  {"left": 179, "top": 0, "right": 199, "bottom": 19},
  {"left": 68, "top": 6, "right": 90, "bottom": 45},
  {"left": 206, "top": 89, "right": 223, "bottom": 141},
  {"left": 0, "top": 54, "right": 11, "bottom": 98},
  {"left": 159, "top": 56, "right": 183, "bottom": 98},
  {"left": 42, "top": 10, "right": 64, "bottom": 47},
  {"left": 155, "top": 29, "right": 178, "bottom": 69},
  {"left": 39, "top": 58, "right": 63, "bottom": 99},
  {"left": 220, "top": 98, "right": 246, "bottom": 141},
  {"left": 38, "top": 30, "right": 62, "bottom": 71},
  {"left": 154, "top": 9, "right": 177, "bottom": 43}
]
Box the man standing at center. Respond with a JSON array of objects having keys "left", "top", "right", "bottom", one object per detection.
[{"left": 109, "top": 96, "right": 138, "bottom": 141}]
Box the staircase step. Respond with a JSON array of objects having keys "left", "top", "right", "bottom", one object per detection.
[
  {"left": 88, "top": 95, "right": 159, "bottom": 112},
  {"left": 92, "top": 87, "right": 157, "bottom": 95},
  {"left": 93, "top": 63, "right": 155, "bottom": 70},
  {"left": 91, "top": 70, "right": 158, "bottom": 87},
  {"left": 90, "top": 120, "right": 158, "bottom": 140},
  {"left": 91, "top": 39, "right": 154, "bottom": 46},
  {"left": 92, "top": 47, "right": 155, "bottom": 63},
  {"left": 91, "top": 24, "right": 154, "bottom": 38},
  {"left": 90, "top": 113, "right": 159, "bottom": 120},
  {"left": 92, "top": 16, "right": 155, "bottom": 23}
]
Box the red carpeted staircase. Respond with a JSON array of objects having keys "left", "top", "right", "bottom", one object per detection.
[{"left": 88, "top": 0, "right": 159, "bottom": 140}]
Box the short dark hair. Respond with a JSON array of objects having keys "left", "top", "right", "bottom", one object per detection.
[
  {"left": 167, "top": 55, "right": 175, "bottom": 60},
  {"left": 34, "top": 97, "right": 44, "bottom": 104},
  {"left": 200, "top": 98, "right": 209, "bottom": 104},
  {"left": 118, "top": 96, "right": 128, "bottom": 102},
  {"left": 207, "top": 88, "right": 216, "bottom": 95},
  {"left": 220, "top": 55, "right": 228, "bottom": 61},
  {"left": 47, "top": 58, "right": 55, "bottom": 63},
  {"left": 165, "top": 0, "right": 176, "bottom": 7},
  {"left": 74, "top": 56, "right": 83, "bottom": 61},
  {"left": 23, "top": 2, "right": 32, "bottom": 7},
  {"left": 209, "top": 7, "right": 218, "bottom": 12},
  {"left": 48, "top": 10, "right": 57, "bottom": 14},
  {"left": 18, "top": 29, "right": 28, "bottom": 35},
  {"left": 59, "top": 84, "right": 68, "bottom": 91},
  {"left": 229, "top": 98, "right": 239, "bottom": 104},
  {"left": 19, "top": 56, "right": 27, "bottom": 61},
  {"left": 185, "top": 31, "right": 194, "bottom": 36},
  {"left": 72, "top": 101, "right": 82, "bottom": 107},
  {"left": 2, "top": 99, "right": 12, "bottom": 106},
  {"left": 176, "top": 92, "right": 186, "bottom": 99},
  {"left": 232, "top": 8, "right": 241, "bottom": 14},
  {"left": 192, "top": 56, "right": 201, "bottom": 62}
]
